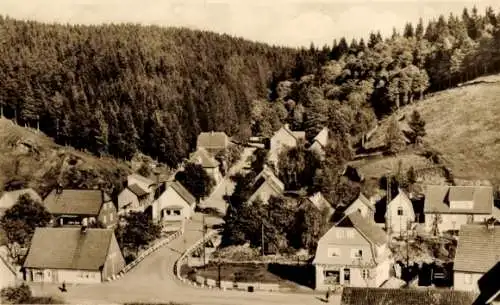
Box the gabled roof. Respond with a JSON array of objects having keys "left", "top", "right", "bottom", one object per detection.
[
  {"left": 273, "top": 124, "right": 306, "bottom": 142},
  {"left": 474, "top": 262, "right": 500, "bottom": 305},
  {"left": 127, "top": 184, "right": 149, "bottom": 198},
  {"left": 166, "top": 181, "right": 196, "bottom": 206},
  {"left": 196, "top": 131, "right": 229, "bottom": 149},
  {"left": 424, "top": 185, "right": 493, "bottom": 214},
  {"left": 0, "top": 188, "right": 42, "bottom": 212},
  {"left": 128, "top": 173, "right": 155, "bottom": 188},
  {"left": 189, "top": 147, "right": 219, "bottom": 168},
  {"left": 341, "top": 287, "right": 476, "bottom": 305},
  {"left": 24, "top": 227, "right": 115, "bottom": 271},
  {"left": 44, "top": 189, "right": 111, "bottom": 216},
  {"left": 454, "top": 224, "right": 500, "bottom": 273},
  {"left": 252, "top": 167, "right": 285, "bottom": 194},
  {"left": 312, "top": 127, "right": 329, "bottom": 148},
  {"left": 348, "top": 193, "right": 374, "bottom": 211},
  {"left": 336, "top": 212, "right": 387, "bottom": 247},
  {"left": 307, "top": 192, "right": 334, "bottom": 213}
]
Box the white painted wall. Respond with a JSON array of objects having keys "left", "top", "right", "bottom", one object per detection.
[
  {"left": 117, "top": 188, "right": 140, "bottom": 215},
  {"left": 424, "top": 213, "right": 491, "bottom": 232},
  {"left": 344, "top": 199, "right": 371, "bottom": 219},
  {"left": 0, "top": 258, "right": 17, "bottom": 290},
  {"left": 152, "top": 187, "right": 191, "bottom": 222},
  {"left": 268, "top": 128, "right": 297, "bottom": 166},
  {"left": 386, "top": 193, "right": 415, "bottom": 234},
  {"left": 27, "top": 268, "right": 101, "bottom": 284},
  {"left": 454, "top": 271, "right": 482, "bottom": 292}
]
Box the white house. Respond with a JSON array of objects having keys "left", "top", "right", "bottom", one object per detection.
[
  {"left": 309, "top": 127, "right": 330, "bottom": 159},
  {"left": 453, "top": 223, "right": 500, "bottom": 293},
  {"left": 0, "top": 256, "right": 17, "bottom": 291},
  {"left": 117, "top": 174, "right": 156, "bottom": 216},
  {"left": 344, "top": 193, "right": 375, "bottom": 220},
  {"left": 424, "top": 185, "right": 493, "bottom": 233},
  {"left": 268, "top": 124, "right": 306, "bottom": 168},
  {"left": 0, "top": 188, "right": 42, "bottom": 216},
  {"left": 196, "top": 131, "right": 230, "bottom": 155},
  {"left": 189, "top": 147, "right": 222, "bottom": 184},
  {"left": 306, "top": 192, "right": 335, "bottom": 220},
  {"left": 23, "top": 227, "right": 125, "bottom": 284},
  {"left": 151, "top": 181, "right": 196, "bottom": 232},
  {"left": 385, "top": 189, "right": 415, "bottom": 235},
  {"left": 313, "top": 212, "right": 392, "bottom": 290},
  {"left": 247, "top": 166, "right": 285, "bottom": 204}
]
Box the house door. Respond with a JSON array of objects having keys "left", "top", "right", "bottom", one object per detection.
[
  {"left": 343, "top": 268, "right": 351, "bottom": 285},
  {"left": 51, "top": 270, "right": 58, "bottom": 283}
]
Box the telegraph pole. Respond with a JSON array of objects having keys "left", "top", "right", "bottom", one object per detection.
[
  {"left": 202, "top": 214, "right": 206, "bottom": 269},
  {"left": 261, "top": 222, "right": 265, "bottom": 257}
]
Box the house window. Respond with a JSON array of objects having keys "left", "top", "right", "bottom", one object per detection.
[
  {"left": 347, "top": 230, "right": 355, "bottom": 239},
  {"left": 336, "top": 230, "right": 345, "bottom": 239},
  {"left": 327, "top": 247, "right": 341, "bottom": 257},
  {"left": 173, "top": 210, "right": 181, "bottom": 216},
  {"left": 464, "top": 274, "right": 473, "bottom": 284},
  {"left": 344, "top": 268, "right": 351, "bottom": 282},
  {"left": 362, "top": 269, "right": 370, "bottom": 279},
  {"left": 103, "top": 215, "right": 107, "bottom": 223},
  {"left": 324, "top": 270, "right": 340, "bottom": 284},
  {"left": 351, "top": 249, "right": 363, "bottom": 259},
  {"left": 397, "top": 207, "right": 404, "bottom": 216},
  {"left": 109, "top": 214, "right": 113, "bottom": 222}
]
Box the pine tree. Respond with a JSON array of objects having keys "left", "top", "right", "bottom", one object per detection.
[
  {"left": 403, "top": 23, "right": 415, "bottom": 38},
  {"left": 408, "top": 110, "right": 426, "bottom": 144}
]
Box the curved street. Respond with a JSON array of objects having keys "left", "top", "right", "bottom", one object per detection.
[{"left": 31, "top": 147, "right": 340, "bottom": 304}]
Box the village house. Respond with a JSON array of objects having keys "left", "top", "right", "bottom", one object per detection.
[
  {"left": 304, "top": 192, "right": 335, "bottom": 220},
  {"left": 343, "top": 193, "right": 375, "bottom": 220},
  {"left": 151, "top": 181, "right": 196, "bottom": 232},
  {"left": 247, "top": 166, "right": 285, "bottom": 204},
  {"left": 309, "top": 127, "right": 330, "bottom": 159},
  {"left": 385, "top": 189, "right": 415, "bottom": 235},
  {"left": 453, "top": 223, "right": 500, "bottom": 293},
  {"left": 340, "top": 287, "right": 477, "bottom": 305},
  {"left": 0, "top": 256, "right": 17, "bottom": 292},
  {"left": 0, "top": 188, "right": 42, "bottom": 216},
  {"left": 473, "top": 261, "right": 500, "bottom": 305},
  {"left": 23, "top": 227, "right": 125, "bottom": 284},
  {"left": 312, "top": 211, "right": 392, "bottom": 290},
  {"left": 189, "top": 147, "right": 222, "bottom": 183},
  {"left": 117, "top": 174, "right": 156, "bottom": 216},
  {"left": 43, "top": 188, "right": 117, "bottom": 228},
  {"left": 196, "top": 131, "right": 230, "bottom": 155},
  {"left": 424, "top": 185, "right": 493, "bottom": 233},
  {"left": 268, "top": 124, "right": 306, "bottom": 167}
]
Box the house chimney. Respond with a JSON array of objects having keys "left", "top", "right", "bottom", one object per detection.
[{"left": 56, "top": 184, "right": 63, "bottom": 194}]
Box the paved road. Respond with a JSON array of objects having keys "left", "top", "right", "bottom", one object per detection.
[{"left": 31, "top": 147, "right": 341, "bottom": 304}]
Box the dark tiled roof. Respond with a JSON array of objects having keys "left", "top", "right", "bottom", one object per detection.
[
  {"left": 127, "top": 184, "right": 149, "bottom": 198},
  {"left": 424, "top": 185, "right": 493, "bottom": 214},
  {"left": 454, "top": 224, "right": 500, "bottom": 273},
  {"left": 341, "top": 287, "right": 477, "bottom": 305},
  {"left": 24, "top": 227, "right": 114, "bottom": 270},
  {"left": 44, "top": 189, "right": 111, "bottom": 216},
  {"left": 337, "top": 212, "right": 387, "bottom": 247},
  {"left": 196, "top": 131, "right": 229, "bottom": 149},
  {"left": 189, "top": 148, "right": 219, "bottom": 168},
  {"left": 168, "top": 181, "right": 196, "bottom": 206}
]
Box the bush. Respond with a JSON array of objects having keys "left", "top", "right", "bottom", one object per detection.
[
  {"left": 0, "top": 283, "right": 64, "bottom": 304},
  {"left": 125, "top": 253, "right": 137, "bottom": 264}
]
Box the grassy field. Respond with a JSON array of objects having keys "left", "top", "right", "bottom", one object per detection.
[
  {"left": 0, "top": 118, "right": 133, "bottom": 197},
  {"left": 358, "top": 74, "right": 500, "bottom": 186}
]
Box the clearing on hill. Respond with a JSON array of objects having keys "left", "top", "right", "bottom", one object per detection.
[{"left": 356, "top": 73, "right": 500, "bottom": 188}]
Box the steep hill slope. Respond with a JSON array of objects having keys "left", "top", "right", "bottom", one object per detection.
[
  {"left": 357, "top": 74, "right": 500, "bottom": 188},
  {"left": 0, "top": 118, "right": 132, "bottom": 198}
]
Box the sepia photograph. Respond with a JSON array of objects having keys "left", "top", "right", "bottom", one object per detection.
[{"left": 0, "top": 0, "right": 500, "bottom": 304}]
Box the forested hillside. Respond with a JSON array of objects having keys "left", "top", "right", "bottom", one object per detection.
[
  {"left": 1, "top": 6, "right": 500, "bottom": 171},
  {"left": 251, "top": 6, "right": 500, "bottom": 147},
  {"left": 0, "top": 16, "right": 328, "bottom": 167}
]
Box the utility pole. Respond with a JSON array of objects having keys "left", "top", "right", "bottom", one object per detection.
[
  {"left": 202, "top": 214, "right": 206, "bottom": 269},
  {"left": 261, "top": 222, "right": 265, "bottom": 257}
]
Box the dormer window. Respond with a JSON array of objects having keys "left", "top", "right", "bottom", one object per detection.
[{"left": 397, "top": 207, "right": 404, "bottom": 216}]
